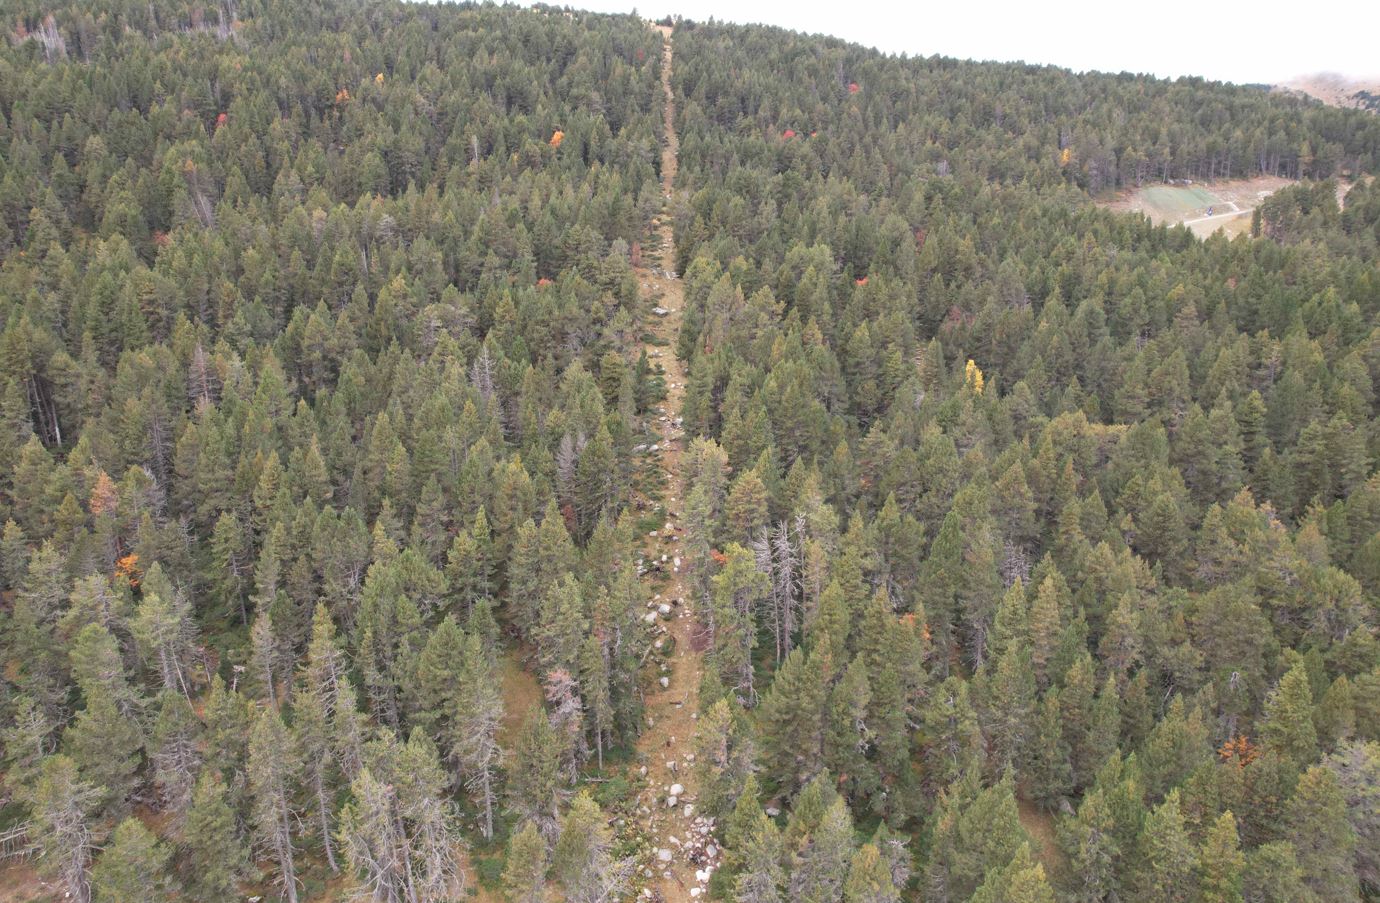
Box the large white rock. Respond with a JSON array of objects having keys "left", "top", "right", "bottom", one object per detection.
[
  {"left": 657, "top": 848, "right": 673, "bottom": 863},
  {"left": 670, "top": 783, "right": 685, "bottom": 796}
]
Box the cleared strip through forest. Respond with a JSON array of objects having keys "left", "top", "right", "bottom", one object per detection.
[{"left": 627, "top": 25, "right": 714, "bottom": 903}]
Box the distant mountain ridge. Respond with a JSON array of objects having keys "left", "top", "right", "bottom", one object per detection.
[{"left": 1277, "top": 73, "right": 1380, "bottom": 112}]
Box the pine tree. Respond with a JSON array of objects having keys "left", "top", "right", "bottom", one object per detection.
[
  {"left": 734, "top": 808, "right": 785, "bottom": 903},
  {"left": 823, "top": 655, "right": 877, "bottom": 806},
  {"left": 182, "top": 769, "right": 249, "bottom": 901},
  {"left": 92, "top": 817, "right": 174, "bottom": 902},
  {"left": 338, "top": 729, "right": 464, "bottom": 901},
  {"left": 536, "top": 572, "right": 587, "bottom": 675},
  {"left": 250, "top": 607, "right": 282, "bottom": 706},
  {"left": 1135, "top": 789, "right": 1197, "bottom": 903},
  {"left": 149, "top": 690, "right": 202, "bottom": 820},
  {"left": 1262, "top": 661, "right": 1319, "bottom": 770},
  {"left": 507, "top": 709, "right": 567, "bottom": 837},
  {"left": 694, "top": 697, "right": 757, "bottom": 820},
  {"left": 396, "top": 729, "right": 465, "bottom": 900},
  {"left": 782, "top": 774, "right": 837, "bottom": 857},
  {"left": 1242, "top": 842, "right": 1319, "bottom": 903},
  {"left": 926, "top": 771, "right": 1031, "bottom": 902},
  {"left": 293, "top": 671, "right": 340, "bottom": 873},
  {"left": 553, "top": 791, "right": 631, "bottom": 903},
  {"left": 29, "top": 755, "right": 97, "bottom": 903},
  {"left": 710, "top": 543, "right": 768, "bottom": 702},
  {"left": 969, "top": 844, "right": 1055, "bottom": 903},
  {"left": 756, "top": 644, "right": 827, "bottom": 794},
  {"left": 130, "top": 579, "right": 195, "bottom": 696},
  {"left": 1, "top": 694, "right": 55, "bottom": 805},
  {"left": 1325, "top": 741, "right": 1379, "bottom": 896},
  {"left": 413, "top": 614, "right": 468, "bottom": 740},
  {"left": 920, "top": 677, "right": 983, "bottom": 794},
  {"left": 843, "top": 842, "right": 901, "bottom": 903},
  {"left": 201, "top": 674, "right": 251, "bottom": 790},
  {"left": 502, "top": 821, "right": 549, "bottom": 903},
  {"left": 67, "top": 622, "right": 141, "bottom": 718},
  {"left": 453, "top": 632, "right": 503, "bottom": 840},
  {"left": 789, "top": 796, "right": 855, "bottom": 903},
  {"left": 248, "top": 705, "right": 300, "bottom": 903},
  {"left": 1029, "top": 691, "right": 1073, "bottom": 809},
  {"left": 1198, "top": 811, "right": 1246, "bottom": 903},
  {"left": 1061, "top": 782, "right": 1125, "bottom": 903},
  {"left": 63, "top": 685, "right": 144, "bottom": 816},
  {"left": 983, "top": 628, "right": 1036, "bottom": 777},
  {"left": 1286, "top": 765, "right": 1359, "bottom": 902},
  {"left": 724, "top": 773, "right": 766, "bottom": 875}
]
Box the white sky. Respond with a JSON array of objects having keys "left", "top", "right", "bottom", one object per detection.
[{"left": 571, "top": 0, "right": 1380, "bottom": 85}]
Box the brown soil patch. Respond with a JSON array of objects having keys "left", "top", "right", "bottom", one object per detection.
[
  {"left": 497, "top": 648, "right": 544, "bottom": 756},
  {"left": 0, "top": 863, "right": 52, "bottom": 903},
  {"left": 1017, "top": 797, "right": 1069, "bottom": 887}
]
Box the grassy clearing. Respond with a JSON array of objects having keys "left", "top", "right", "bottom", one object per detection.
[
  {"left": 1137, "top": 184, "right": 1221, "bottom": 219},
  {"left": 1017, "top": 797, "right": 1070, "bottom": 886},
  {"left": 496, "top": 649, "right": 543, "bottom": 753}
]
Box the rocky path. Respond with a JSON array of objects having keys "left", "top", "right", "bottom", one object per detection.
[{"left": 628, "top": 26, "right": 716, "bottom": 903}]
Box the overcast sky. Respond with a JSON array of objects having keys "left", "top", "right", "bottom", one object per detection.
[{"left": 571, "top": 0, "right": 1379, "bottom": 85}]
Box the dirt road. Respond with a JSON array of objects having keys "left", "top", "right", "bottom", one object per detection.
[{"left": 627, "top": 25, "right": 715, "bottom": 903}]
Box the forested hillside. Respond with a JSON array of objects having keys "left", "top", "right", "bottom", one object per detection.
[{"left": 0, "top": 2, "right": 1378, "bottom": 902}]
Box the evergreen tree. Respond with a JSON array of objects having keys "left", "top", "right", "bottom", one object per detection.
[
  {"left": 29, "top": 755, "right": 97, "bottom": 903},
  {"left": 507, "top": 709, "right": 567, "bottom": 837},
  {"left": 1286, "top": 765, "right": 1360, "bottom": 902},
  {"left": 756, "top": 643, "right": 828, "bottom": 794},
  {"left": 969, "top": 844, "right": 1055, "bottom": 903},
  {"left": 1135, "top": 789, "right": 1197, "bottom": 903},
  {"left": 734, "top": 808, "right": 785, "bottom": 903},
  {"left": 63, "top": 686, "right": 144, "bottom": 816},
  {"left": 553, "top": 791, "right": 631, "bottom": 903},
  {"left": 1262, "top": 661, "right": 1319, "bottom": 770},
  {"left": 1029, "top": 691, "right": 1073, "bottom": 808},
  {"left": 248, "top": 706, "right": 300, "bottom": 903},
  {"left": 694, "top": 697, "right": 757, "bottom": 820},
  {"left": 926, "top": 771, "right": 1031, "bottom": 902},
  {"left": 843, "top": 843, "right": 902, "bottom": 903},
  {"left": 453, "top": 632, "right": 503, "bottom": 840},
  {"left": 1198, "top": 811, "right": 1246, "bottom": 903},
  {"left": 789, "top": 796, "right": 855, "bottom": 903},
  {"left": 502, "top": 821, "right": 549, "bottom": 903},
  {"left": 149, "top": 690, "right": 202, "bottom": 820},
  {"left": 182, "top": 769, "right": 249, "bottom": 901},
  {"left": 91, "top": 817, "right": 174, "bottom": 902}
]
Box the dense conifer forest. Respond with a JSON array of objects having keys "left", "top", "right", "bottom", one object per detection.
[{"left": 0, "top": 2, "right": 1378, "bottom": 901}]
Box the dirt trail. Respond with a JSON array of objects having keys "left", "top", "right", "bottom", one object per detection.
[{"left": 628, "top": 26, "right": 713, "bottom": 903}]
